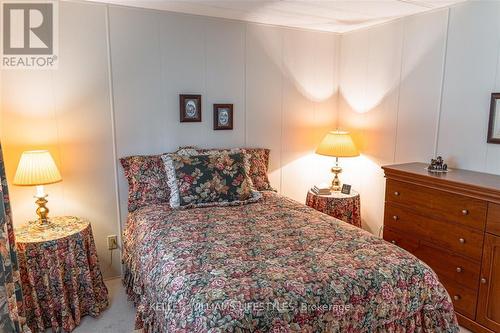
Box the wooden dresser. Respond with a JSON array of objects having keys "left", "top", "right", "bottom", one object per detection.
[{"left": 382, "top": 163, "right": 500, "bottom": 333}]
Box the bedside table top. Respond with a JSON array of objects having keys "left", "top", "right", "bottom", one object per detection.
[
  {"left": 15, "top": 216, "right": 90, "bottom": 243},
  {"left": 308, "top": 189, "right": 359, "bottom": 199}
]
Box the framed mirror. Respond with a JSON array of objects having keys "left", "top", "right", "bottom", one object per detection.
[{"left": 488, "top": 93, "right": 500, "bottom": 143}]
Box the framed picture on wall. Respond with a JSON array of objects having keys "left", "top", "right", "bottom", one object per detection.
[
  {"left": 488, "top": 93, "right": 500, "bottom": 143},
  {"left": 213, "top": 104, "right": 233, "bottom": 130},
  {"left": 180, "top": 94, "right": 202, "bottom": 122}
]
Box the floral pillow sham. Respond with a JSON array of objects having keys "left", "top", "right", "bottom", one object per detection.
[
  {"left": 120, "top": 154, "right": 170, "bottom": 212},
  {"left": 162, "top": 152, "right": 261, "bottom": 209},
  {"left": 242, "top": 148, "right": 273, "bottom": 191},
  {"left": 177, "top": 146, "right": 274, "bottom": 191}
]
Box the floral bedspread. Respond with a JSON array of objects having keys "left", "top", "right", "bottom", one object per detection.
[{"left": 123, "top": 192, "right": 459, "bottom": 333}]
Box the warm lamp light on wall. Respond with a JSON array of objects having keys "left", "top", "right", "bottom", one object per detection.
[
  {"left": 13, "top": 150, "right": 62, "bottom": 228},
  {"left": 316, "top": 130, "right": 359, "bottom": 192}
]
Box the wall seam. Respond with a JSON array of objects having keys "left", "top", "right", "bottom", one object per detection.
[
  {"left": 203, "top": 22, "right": 206, "bottom": 133},
  {"left": 157, "top": 12, "right": 166, "bottom": 150},
  {"left": 434, "top": 8, "right": 450, "bottom": 158},
  {"left": 244, "top": 24, "right": 247, "bottom": 146},
  {"left": 392, "top": 19, "right": 406, "bottom": 163},
  {"left": 50, "top": 64, "right": 66, "bottom": 216},
  {"left": 335, "top": 35, "right": 341, "bottom": 128},
  {"left": 279, "top": 29, "right": 285, "bottom": 194},
  {"left": 104, "top": 4, "right": 123, "bottom": 275}
]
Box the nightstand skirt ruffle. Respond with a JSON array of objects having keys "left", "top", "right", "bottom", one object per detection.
[{"left": 16, "top": 223, "right": 108, "bottom": 333}]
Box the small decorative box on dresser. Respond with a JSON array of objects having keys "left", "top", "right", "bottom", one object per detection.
[{"left": 382, "top": 163, "right": 500, "bottom": 333}]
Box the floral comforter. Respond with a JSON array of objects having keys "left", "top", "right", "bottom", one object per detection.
[{"left": 123, "top": 192, "right": 459, "bottom": 333}]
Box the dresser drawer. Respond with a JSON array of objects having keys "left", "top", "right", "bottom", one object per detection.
[
  {"left": 386, "top": 179, "right": 487, "bottom": 230},
  {"left": 412, "top": 242, "right": 480, "bottom": 290},
  {"left": 385, "top": 228, "right": 478, "bottom": 318},
  {"left": 383, "top": 227, "right": 419, "bottom": 253},
  {"left": 486, "top": 203, "right": 500, "bottom": 237},
  {"left": 384, "top": 203, "right": 484, "bottom": 260},
  {"left": 384, "top": 227, "right": 481, "bottom": 289},
  {"left": 439, "top": 276, "right": 478, "bottom": 319}
]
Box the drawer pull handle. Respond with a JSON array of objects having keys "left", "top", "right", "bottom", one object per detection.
[
  {"left": 461, "top": 209, "right": 469, "bottom": 216},
  {"left": 456, "top": 267, "right": 463, "bottom": 273},
  {"left": 391, "top": 240, "right": 396, "bottom": 245},
  {"left": 453, "top": 295, "right": 461, "bottom": 301},
  {"left": 481, "top": 278, "right": 487, "bottom": 284},
  {"left": 392, "top": 215, "right": 399, "bottom": 221},
  {"left": 459, "top": 238, "right": 465, "bottom": 244},
  {"left": 394, "top": 191, "right": 400, "bottom": 196}
]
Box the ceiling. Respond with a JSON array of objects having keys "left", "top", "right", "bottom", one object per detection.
[{"left": 92, "top": 0, "right": 465, "bottom": 33}]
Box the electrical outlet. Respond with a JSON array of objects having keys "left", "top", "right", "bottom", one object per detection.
[{"left": 107, "top": 235, "right": 118, "bottom": 250}]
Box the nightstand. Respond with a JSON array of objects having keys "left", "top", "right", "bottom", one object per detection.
[
  {"left": 15, "top": 216, "right": 109, "bottom": 333},
  {"left": 306, "top": 190, "right": 361, "bottom": 228}
]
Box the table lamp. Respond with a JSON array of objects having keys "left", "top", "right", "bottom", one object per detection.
[
  {"left": 316, "top": 130, "right": 359, "bottom": 192},
  {"left": 13, "top": 150, "right": 62, "bottom": 228}
]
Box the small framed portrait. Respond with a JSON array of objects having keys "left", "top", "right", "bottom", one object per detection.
[
  {"left": 180, "top": 94, "right": 201, "bottom": 122},
  {"left": 488, "top": 93, "right": 500, "bottom": 143},
  {"left": 213, "top": 104, "right": 233, "bottom": 130},
  {"left": 341, "top": 184, "right": 352, "bottom": 195}
]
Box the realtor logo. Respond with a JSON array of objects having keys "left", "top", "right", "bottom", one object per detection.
[{"left": 1, "top": 1, "right": 58, "bottom": 69}]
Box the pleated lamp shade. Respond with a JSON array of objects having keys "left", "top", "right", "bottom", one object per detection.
[
  {"left": 13, "top": 150, "right": 62, "bottom": 186},
  {"left": 316, "top": 131, "right": 359, "bottom": 158}
]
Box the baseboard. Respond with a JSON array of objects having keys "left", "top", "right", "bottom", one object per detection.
[{"left": 456, "top": 312, "right": 493, "bottom": 333}]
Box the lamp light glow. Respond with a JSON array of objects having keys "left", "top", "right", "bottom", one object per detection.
[
  {"left": 13, "top": 150, "right": 62, "bottom": 228},
  {"left": 316, "top": 131, "right": 359, "bottom": 192}
]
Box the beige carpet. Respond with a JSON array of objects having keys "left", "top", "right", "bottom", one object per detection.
[
  {"left": 49, "top": 277, "right": 472, "bottom": 333},
  {"left": 75, "top": 278, "right": 136, "bottom": 333},
  {"left": 45, "top": 278, "right": 137, "bottom": 333}
]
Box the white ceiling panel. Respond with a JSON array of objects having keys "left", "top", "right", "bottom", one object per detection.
[{"left": 88, "top": 0, "right": 466, "bottom": 33}]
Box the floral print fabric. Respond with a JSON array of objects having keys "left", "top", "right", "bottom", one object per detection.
[
  {"left": 306, "top": 190, "right": 361, "bottom": 228},
  {"left": 163, "top": 152, "right": 258, "bottom": 208},
  {"left": 189, "top": 147, "right": 274, "bottom": 191},
  {"left": 242, "top": 148, "right": 273, "bottom": 191},
  {"left": 120, "top": 154, "right": 170, "bottom": 212},
  {"left": 123, "top": 192, "right": 459, "bottom": 333},
  {"left": 15, "top": 217, "right": 109, "bottom": 332},
  {"left": 0, "top": 144, "right": 29, "bottom": 333}
]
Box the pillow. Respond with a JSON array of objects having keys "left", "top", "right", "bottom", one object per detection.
[
  {"left": 178, "top": 146, "right": 273, "bottom": 191},
  {"left": 243, "top": 148, "right": 273, "bottom": 191},
  {"left": 120, "top": 154, "right": 170, "bottom": 212},
  {"left": 162, "top": 152, "right": 261, "bottom": 209}
]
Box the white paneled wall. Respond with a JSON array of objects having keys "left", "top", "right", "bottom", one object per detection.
[
  {"left": 5, "top": 0, "right": 500, "bottom": 280},
  {"left": 395, "top": 9, "right": 448, "bottom": 163},
  {"left": 110, "top": 5, "right": 339, "bottom": 225},
  {"left": 339, "top": 1, "right": 500, "bottom": 235},
  {"left": 0, "top": 1, "right": 338, "bottom": 278},
  {"left": 280, "top": 29, "right": 338, "bottom": 201},
  {"left": 245, "top": 25, "right": 283, "bottom": 191},
  {"left": 0, "top": 0, "right": 339, "bottom": 278},
  {"left": 437, "top": 1, "right": 500, "bottom": 171},
  {"left": 0, "top": 1, "right": 121, "bottom": 277}
]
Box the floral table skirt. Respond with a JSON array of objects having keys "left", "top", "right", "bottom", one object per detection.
[
  {"left": 306, "top": 191, "right": 361, "bottom": 228},
  {"left": 15, "top": 217, "right": 109, "bottom": 332}
]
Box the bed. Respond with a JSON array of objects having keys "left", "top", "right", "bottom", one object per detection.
[{"left": 122, "top": 191, "right": 459, "bottom": 333}]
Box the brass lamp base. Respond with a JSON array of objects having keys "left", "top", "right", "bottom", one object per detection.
[
  {"left": 331, "top": 157, "right": 343, "bottom": 192},
  {"left": 34, "top": 193, "right": 52, "bottom": 229},
  {"left": 331, "top": 166, "right": 342, "bottom": 191}
]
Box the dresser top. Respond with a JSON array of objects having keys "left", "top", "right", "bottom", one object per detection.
[{"left": 382, "top": 162, "right": 500, "bottom": 201}]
